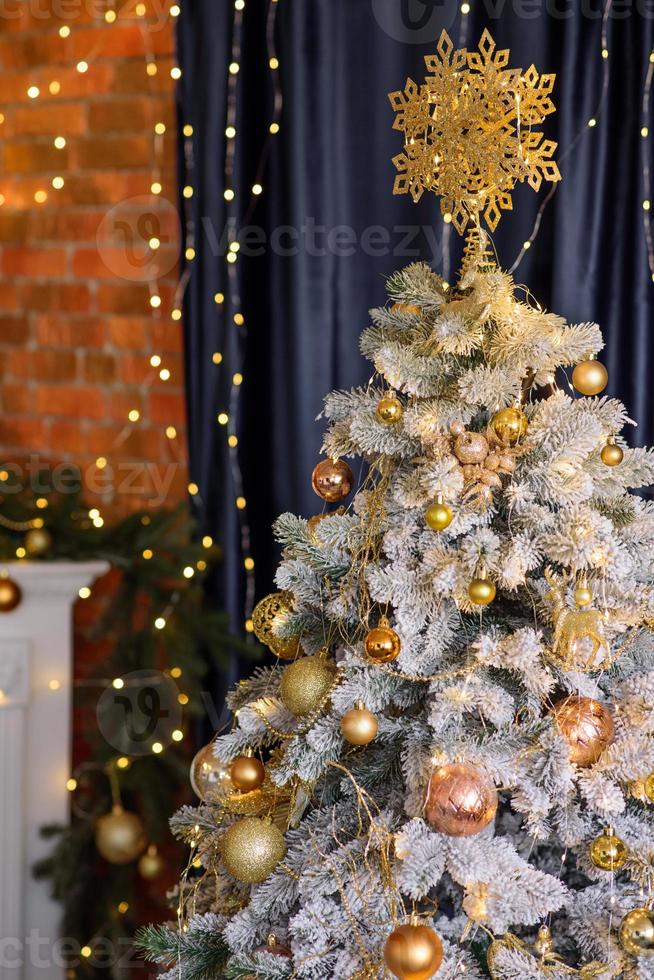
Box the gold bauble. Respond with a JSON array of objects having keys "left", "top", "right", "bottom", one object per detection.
[
  {"left": 391, "top": 302, "right": 421, "bottom": 316},
  {"left": 645, "top": 772, "right": 654, "bottom": 803},
  {"left": 95, "top": 805, "right": 146, "bottom": 865},
  {"left": 221, "top": 817, "right": 287, "bottom": 884},
  {"left": 425, "top": 501, "right": 453, "bottom": 532},
  {"left": 340, "top": 703, "right": 378, "bottom": 746},
  {"left": 311, "top": 458, "right": 354, "bottom": 502},
  {"left": 468, "top": 577, "right": 496, "bottom": 606},
  {"left": 601, "top": 441, "right": 624, "bottom": 467},
  {"left": 619, "top": 907, "right": 654, "bottom": 957},
  {"left": 552, "top": 696, "right": 614, "bottom": 767},
  {"left": 190, "top": 742, "right": 232, "bottom": 802},
  {"left": 251, "top": 592, "right": 302, "bottom": 660},
  {"left": 453, "top": 431, "right": 489, "bottom": 464},
  {"left": 574, "top": 584, "right": 593, "bottom": 607},
  {"left": 230, "top": 752, "right": 265, "bottom": 792},
  {"left": 307, "top": 507, "right": 344, "bottom": 538},
  {"left": 488, "top": 406, "right": 528, "bottom": 446},
  {"left": 255, "top": 935, "right": 292, "bottom": 959},
  {"left": 364, "top": 621, "right": 401, "bottom": 663},
  {"left": 383, "top": 920, "right": 443, "bottom": 980},
  {"left": 138, "top": 844, "right": 165, "bottom": 880},
  {"left": 425, "top": 762, "right": 498, "bottom": 837},
  {"left": 572, "top": 359, "right": 608, "bottom": 396},
  {"left": 0, "top": 576, "right": 22, "bottom": 613},
  {"left": 589, "top": 828, "right": 627, "bottom": 872},
  {"left": 376, "top": 396, "right": 404, "bottom": 425},
  {"left": 24, "top": 527, "right": 52, "bottom": 556},
  {"left": 280, "top": 655, "right": 337, "bottom": 716}
]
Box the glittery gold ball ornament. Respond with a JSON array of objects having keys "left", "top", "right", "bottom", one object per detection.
[
  {"left": 190, "top": 742, "right": 232, "bottom": 802},
  {"left": 376, "top": 396, "right": 404, "bottom": 424},
  {"left": 572, "top": 359, "right": 608, "bottom": 396},
  {"left": 340, "top": 703, "right": 378, "bottom": 746},
  {"left": 488, "top": 406, "right": 528, "bottom": 446},
  {"left": 552, "top": 696, "right": 614, "bottom": 767},
  {"left": 619, "top": 907, "right": 654, "bottom": 957},
  {"left": 220, "top": 816, "right": 287, "bottom": 884},
  {"left": 24, "top": 527, "right": 52, "bottom": 556},
  {"left": 425, "top": 497, "right": 453, "bottom": 531},
  {"left": 601, "top": 438, "right": 624, "bottom": 467},
  {"left": 589, "top": 827, "right": 628, "bottom": 872},
  {"left": 453, "top": 431, "right": 489, "bottom": 464},
  {"left": 468, "top": 575, "right": 496, "bottom": 606},
  {"left": 138, "top": 844, "right": 165, "bottom": 880},
  {"left": 383, "top": 919, "right": 443, "bottom": 980},
  {"left": 0, "top": 575, "right": 21, "bottom": 613},
  {"left": 280, "top": 654, "right": 337, "bottom": 716},
  {"left": 645, "top": 772, "right": 654, "bottom": 803},
  {"left": 95, "top": 805, "right": 147, "bottom": 865},
  {"left": 230, "top": 751, "right": 265, "bottom": 792},
  {"left": 251, "top": 591, "right": 302, "bottom": 660},
  {"left": 364, "top": 619, "right": 401, "bottom": 663},
  {"left": 311, "top": 458, "right": 354, "bottom": 502},
  {"left": 425, "top": 762, "right": 498, "bottom": 837}
]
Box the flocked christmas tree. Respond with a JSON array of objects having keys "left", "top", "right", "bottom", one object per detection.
[{"left": 140, "top": 31, "right": 654, "bottom": 980}]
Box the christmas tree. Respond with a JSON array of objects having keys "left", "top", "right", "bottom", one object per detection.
[{"left": 140, "top": 31, "right": 654, "bottom": 980}]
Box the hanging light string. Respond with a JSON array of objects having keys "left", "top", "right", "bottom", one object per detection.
[{"left": 641, "top": 47, "right": 654, "bottom": 283}]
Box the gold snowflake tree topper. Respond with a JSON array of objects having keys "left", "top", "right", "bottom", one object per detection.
[{"left": 389, "top": 30, "right": 561, "bottom": 235}]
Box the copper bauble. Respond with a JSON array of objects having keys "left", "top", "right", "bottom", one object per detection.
[
  {"left": 589, "top": 828, "right": 627, "bottom": 872},
  {"left": 0, "top": 576, "right": 21, "bottom": 613},
  {"left": 376, "top": 396, "right": 404, "bottom": 424},
  {"left": 572, "top": 360, "right": 608, "bottom": 396},
  {"left": 230, "top": 751, "right": 265, "bottom": 792},
  {"left": 391, "top": 302, "right": 421, "bottom": 316},
  {"left": 251, "top": 591, "right": 302, "bottom": 660},
  {"left": 138, "top": 844, "right": 165, "bottom": 880},
  {"left": 468, "top": 576, "right": 496, "bottom": 606},
  {"left": 383, "top": 921, "right": 443, "bottom": 980},
  {"left": 425, "top": 762, "right": 498, "bottom": 837},
  {"left": 221, "top": 817, "right": 287, "bottom": 884},
  {"left": 280, "top": 655, "right": 337, "bottom": 716},
  {"left": 488, "top": 406, "right": 528, "bottom": 446},
  {"left": 311, "top": 458, "right": 354, "bottom": 502},
  {"left": 95, "top": 805, "right": 146, "bottom": 865},
  {"left": 364, "top": 621, "right": 401, "bottom": 663},
  {"left": 601, "top": 440, "right": 624, "bottom": 467},
  {"left": 190, "top": 742, "right": 232, "bottom": 802},
  {"left": 24, "top": 527, "right": 52, "bottom": 556},
  {"left": 645, "top": 772, "right": 654, "bottom": 803},
  {"left": 425, "top": 500, "right": 453, "bottom": 531},
  {"left": 340, "top": 703, "right": 378, "bottom": 746},
  {"left": 552, "top": 696, "right": 614, "bottom": 767},
  {"left": 255, "top": 935, "right": 292, "bottom": 958},
  {"left": 619, "top": 907, "right": 654, "bottom": 957}
]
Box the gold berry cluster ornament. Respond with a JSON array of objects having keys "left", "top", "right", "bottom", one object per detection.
[
  {"left": 230, "top": 749, "right": 265, "bottom": 793},
  {"left": 0, "top": 574, "right": 21, "bottom": 613},
  {"left": 601, "top": 436, "right": 623, "bottom": 467},
  {"left": 425, "top": 494, "right": 453, "bottom": 532},
  {"left": 220, "top": 816, "right": 287, "bottom": 884},
  {"left": 383, "top": 915, "right": 443, "bottom": 980},
  {"left": 280, "top": 652, "right": 337, "bottom": 717},
  {"left": 425, "top": 762, "right": 498, "bottom": 837},
  {"left": 468, "top": 568, "right": 496, "bottom": 606},
  {"left": 589, "top": 826, "right": 628, "bottom": 872},
  {"left": 488, "top": 405, "right": 528, "bottom": 446},
  {"left": 311, "top": 458, "right": 354, "bottom": 502},
  {"left": 190, "top": 742, "right": 233, "bottom": 802},
  {"left": 340, "top": 702, "right": 378, "bottom": 746},
  {"left": 552, "top": 696, "right": 614, "bottom": 767},
  {"left": 95, "top": 805, "right": 146, "bottom": 865},
  {"left": 572, "top": 359, "right": 608, "bottom": 396},
  {"left": 376, "top": 394, "right": 404, "bottom": 424},
  {"left": 619, "top": 906, "right": 654, "bottom": 957},
  {"left": 251, "top": 591, "right": 301, "bottom": 660},
  {"left": 138, "top": 843, "right": 166, "bottom": 880},
  {"left": 364, "top": 616, "right": 401, "bottom": 663},
  {"left": 448, "top": 420, "right": 522, "bottom": 508}
]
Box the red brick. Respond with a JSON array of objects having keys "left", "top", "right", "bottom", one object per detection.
[
  {"left": 13, "top": 103, "right": 86, "bottom": 136},
  {"left": 0, "top": 418, "right": 48, "bottom": 448},
  {"left": 0, "top": 316, "right": 30, "bottom": 344},
  {"left": 2, "top": 142, "right": 66, "bottom": 174},
  {"left": 50, "top": 421, "right": 87, "bottom": 455},
  {"left": 0, "top": 283, "right": 19, "bottom": 312},
  {"left": 74, "top": 135, "right": 152, "bottom": 170},
  {"left": 108, "top": 317, "right": 147, "bottom": 349},
  {"left": 72, "top": 24, "right": 174, "bottom": 61},
  {"left": 1, "top": 384, "right": 31, "bottom": 414},
  {"left": 97, "top": 282, "right": 152, "bottom": 315},
  {"left": 119, "top": 353, "right": 151, "bottom": 384},
  {"left": 89, "top": 97, "right": 173, "bottom": 133},
  {"left": 84, "top": 352, "right": 116, "bottom": 383},
  {"left": 20, "top": 282, "right": 91, "bottom": 312},
  {"left": 151, "top": 320, "right": 183, "bottom": 353},
  {"left": 84, "top": 424, "right": 127, "bottom": 455},
  {"left": 35, "top": 385, "right": 106, "bottom": 419},
  {"left": 108, "top": 390, "right": 144, "bottom": 423},
  {"left": 149, "top": 390, "right": 185, "bottom": 424},
  {"left": 3, "top": 247, "right": 68, "bottom": 277},
  {"left": 36, "top": 316, "right": 105, "bottom": 348}
]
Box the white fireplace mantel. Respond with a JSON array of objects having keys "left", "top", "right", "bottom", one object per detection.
[{"left": 0, "top": 561, "right": 109, "bottom": 980}]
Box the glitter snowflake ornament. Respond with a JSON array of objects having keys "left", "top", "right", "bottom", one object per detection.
[{"left": 389, "top": 29, "right": 561, "bottom": 234}]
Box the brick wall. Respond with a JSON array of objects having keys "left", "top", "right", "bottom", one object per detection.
[{"left": 0, "top": 0, "right": 187, "bottom": 515}]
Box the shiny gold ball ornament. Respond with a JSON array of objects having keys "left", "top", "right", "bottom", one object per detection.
[
  {"left": 251, "top": 591, "right": 301, "bottom": 660},
  {"left": 573, "top": 582, "right": 593, "bottom": 608},
  {"left": 468, "top": 571, "right": 496, "bottom": 606},
  {"left": 376, "top": 395, "right": 404, "bottom": 424},
  {"left": 488, "top": 406, "right": 528, "bottom": 446},
  {"left": 619, "top": 907, "right": 654, "bottom": 957},
  {"left": 311, "top": 458, "right": 354, "bottom": 502},
  {"left": 425, "top": 762, "right": 498, "bottom": 837},
  {"left": 280, "top": 654, "right": 337, "bottom": 716},
  {"left": 24, "top": 527, "right": 52, "bottom": 556},
  {"left": 220, "top": 816, "right": 287, "bottom": 884},
  {"left": 601, "top": 437, "right": 624, "bottom": 467},
  {"left": 391, "top": 302, "right": 421, "bottom": 316},
  {"left": 552, "top": 696, "right": 615, "bottom": 767},
  {"left": 364, "top": 618, "right": 401, "bottom": 663},
  {"left": 189, "top": 742, "right": 232, "bottom": 802},
  {"left": 340, "top": 702, "right": 378, "bottom": 746},
  {"left": 589, "top": 827, "right": 628, "bottom": 872},
  {"left": 95, "top": 805, "right": 147, "bottom": 865},
  {"left": 230, "top": 750, "right": 265, "bottom": 792},
  {"left": 572, "top": 359, "right": 608, "bottom": 396},
  {"left": 644, "top": 772, "right": 654, "bottom": 803},
  {"left": 138, "top": 843, "right": 166, "bottom": 880},
  {"left": 383, "top": 918, "right": 443, "bottom": 980},
  {"left": 425, "top": 495, "right": 453, "bottom": 532},
  {"left": 0, "top": 575, "right": 21, "bottom": 613}
]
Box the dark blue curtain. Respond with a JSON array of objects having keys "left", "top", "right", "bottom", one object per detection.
[{"left": 177, "top": 1, "right": 654, "bottom": 684}]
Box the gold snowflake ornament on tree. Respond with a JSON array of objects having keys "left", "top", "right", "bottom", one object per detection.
[{"left": 389, "top": 30, "right": 561, "bottom": 234}]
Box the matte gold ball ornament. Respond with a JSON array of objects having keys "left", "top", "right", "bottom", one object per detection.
[
  {"left": 589, "top": 827, "right": 628, "bottom": 872},
  {"left": 364, "top": 618, "right": 401, "bottom": 663},
  {"left": 340, "top": 702, "right": 378, "bottom": 746},
  {"left": 488, "top": 406, "right": 528, "bottom": 446},
  {"left": 220, "top": 816, "right": 287, "bottom": 884},
  {"left": 425, "top": 762, "right": 498, "bottom": 837},
  {"left": 24, "top": 527, "right": 52, "bottom": 556},
  {"left": 311, "top": 458, "right": 354, "bottom": 502},
  {"left": 572, "top": 359, "right": 608, "bottom": 396},
  {"left": 190, "top": 742, "right": 233, "bottom": 802},
  {"left": 601, "top": 437, "right": 624, "bottom": 467},
  {"left": 573, "top": 581, "right": 593, "bottom": 608},
  {"left": 251, "top": 591, "right": 302, "bottom": 660},
  {"left": 619, "top": 907, "right": 654, "bottom": 957},
  {"left": 468, "top": 570, "right": 496, "bottom": 607},
  {"left": 0, "top": 574, "right": 21, "bottom": 613},
  {"left": 138, "top": 843, "right": 166, "bottom": 880},
  {"left": 425, "top": 495, "right": 453, "bottom": 532},
  {"left": 376, "top": 395, "right": 404, "bottom": 424},
  {"left": 280, "top": 653, "right": 338, "bottom": 716},
  {"left": 95, "top": 805, "right": 147, "bottom": 865},
  {"left": 383, "top": 917, "right": 443, "bottom": 980},
  {"left": 230, "top": 750, "right": 265, "bottom": 792},
  {"left": 552, "top": 696, "right": 614, "bottom": 767}
]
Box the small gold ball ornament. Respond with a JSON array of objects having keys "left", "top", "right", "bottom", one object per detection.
[
  {"left": 574, "top": 581, "right": 593, "bottom": 608},
  {"left": 340, "top": 702, "right": 378, "bottom": 746},
  {"left": 0, "top": 575, "right": 22, "bottom": 613},
  {"left": 376, "top": 396, "right": 404, "bottom": 424},
  {"left": 138, "top": 843, "right": 166, "bottom": 880},
  {"left": 619, "top": 907, "right": 654, "bottom": 957},
  {"left": 230, "top": 750, "right": 265, "bottom": 792},
  {"left": 425, "top": 495, "right": 453, "bottom": 532},
  {"left": 364, "top": 618, "right": 401, "bottom": 663},
  {"left": 251, "top": 591, "right": 302, "bottom": 660},
  {"left": 468, "top": 571, "right": 496, "bottom": 607},
  {"left": 221, "top": 816, "right": 287, "bottom": 884},
  {"left": 95, "top": 805, "right": 147, "bottom": 865},
  {"left": 255, "top": 935, "right": 292, "bottom": 959},
  {"left": 24, "top": 527, "right": 52, "bottom": 556},
  {"left": 589, "top": 827, "right": 628, "bottom": 872},
  {"left": 425, "top": 762, "right": 498, "bottom": 837},
  {"left": 572, "top": 359, "right": 608, "bottom": 396},
  {"left": 190, "top": 742, "right": 232, "bottom": 802},
  {"left": 311, "top": 458, "right": 354, "bottom": 502},
  {"left": 391, "top": 302, "right": 421, "bottom": 316},
  {"left": 552, "top": 696, "right": 614, "bottom": 767},
  {"left": 488, "top": 406, "right": 528, "bottom": 446},
  {"left": 601, "top": 437, "right": 624, "bottom": 467},
  {"left": 383, "top": 917, "right": 443, "bottom": 980},
  {"left": 280, "top": 654, "right": 337, "bottom": 716}
]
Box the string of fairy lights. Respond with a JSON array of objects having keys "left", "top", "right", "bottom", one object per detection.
[{"left": 641, "top": 46, "right": 654, "bottom": 282}]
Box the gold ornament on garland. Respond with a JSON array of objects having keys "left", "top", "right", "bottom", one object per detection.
[
  {"left": 552, "top": 696, "right": 614, "bottom": 767},
  {"left": 0, "top": 574, "right": 21, "bottom": 613},
  {"left": 251, "top": 591, "right": 302, "bottom": 660},
  {"left": 619, "top": 907, "right": 654, "bottom": 957},
  {"left": 425, "top": 494, "right": 453, "bottom": 532},
  {"left": 572, "top": 359, "right": 608, "bottom": 396},
  {"left": 488, "top": 405, "right": 528, "bottom": 447},
  {"left": 383, "top": 916, "right": 443, "bottom": 980},
  {"left": 340, "top": 702, "right": 378, "bottom": 746},
  {"left": 376, "top": 395, "right": 404, "bottom": 425},
  {"left": 190, "top": 742, "right": 233, "bottom": 802},
  {"left": 601, "top": 436, "right": 623, "bottom": 467},
  {"left": 364, "top": 617, "right": 401, "bottom": 663},
  {"left": 220, "top": 816, "right": 287, "bottom": 884},
  {"left": 589, "top": 826, "right": 627, "bottom": 872},
  {"left": 468, "top": 569, "right": 496, "bottom": 607},
  {"left": 230, "top": 749, "right": 266, "bottom": 793},
  {"left": 311, "top": 458, "right": 354, "bottom": 502},
  {"left": 425, "top": 762, "right": 498, "bottom": 837},
  {"left": 280, "top": 652, "right": 338, "bottom": 717},
  {"left": 95, "top": 805, "right": 146, "bottom": 865},
  {"left": 138, "top": 843, "right": 165, "bottom": 880},
  {"left": 24, "top": 526, "right": 52, "bottom": 556}
]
